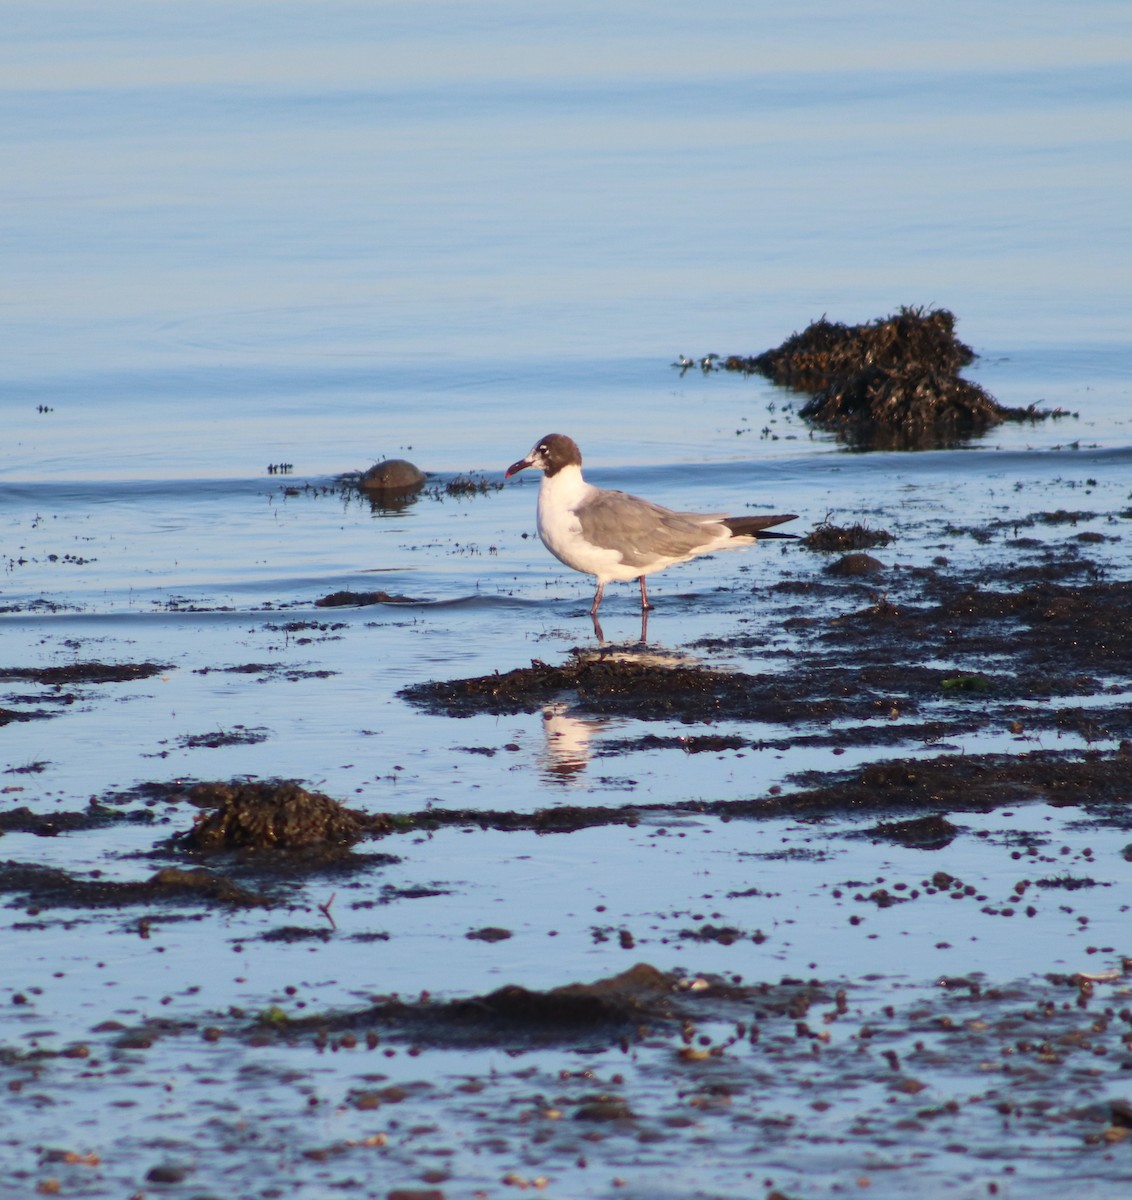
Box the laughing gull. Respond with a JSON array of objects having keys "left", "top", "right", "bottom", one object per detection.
[{"left": 505, "top": 433, "right": 798, "bottom": 615}]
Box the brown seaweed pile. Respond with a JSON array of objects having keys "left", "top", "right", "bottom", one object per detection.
[
  {"left": 178, "top": 780, "right": 392, "bottom": 851},
  {"left": 699, "top": 307, "right": 1061, "bottom": 449},
  {"left": 802, "top": 520, "right": 894, "bottom": 552},
  {"left": 400, "top": 653, "right": 840, "bottom": 723}
]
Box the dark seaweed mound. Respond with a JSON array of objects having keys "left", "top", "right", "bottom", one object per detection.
[
  {"left": 713, "top": 307, "right": 1060, "bottom": 449},
  {"left": 180, "top": 780, "right": 391, "bottom": 851}
]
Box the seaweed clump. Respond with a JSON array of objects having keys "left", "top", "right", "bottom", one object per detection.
[
  {"left": 428, "top": 473, "right": 504, "bottom": 498},
  {"left": 716, "top": 307, "right": 1058, "bottom": 449},
  {"left": 178, "top": 780, "right": 392, "bottom": 852},
  {"left": 803, "top": 521, "right": 894, "bottom": 552}
]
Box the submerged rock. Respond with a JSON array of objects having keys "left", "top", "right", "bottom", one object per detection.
[
  {"left": 315, "top": 589, "right": 417, "bottom": 607},
  {"left": 359, "top": 458, "right": 426, "bottom": 493},
  {"left": 825, "top": 552, "right": 885, "bottom": 577}
]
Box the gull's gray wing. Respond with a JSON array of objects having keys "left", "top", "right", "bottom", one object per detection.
[{"left": 575, "top": 490, "right": 726, "bottom": 569}]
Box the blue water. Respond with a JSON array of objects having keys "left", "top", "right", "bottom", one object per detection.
[{"left": 2, "top": 3, "right": 1132, "bottom": 1196}]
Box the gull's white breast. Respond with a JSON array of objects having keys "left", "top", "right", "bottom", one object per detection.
[{"left": 535, "top": 466, "right": 632, "bottom": 583}]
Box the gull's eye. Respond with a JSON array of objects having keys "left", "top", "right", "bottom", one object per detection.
[{"left": 538, "top": 444, "right": 548, "bottom": 453}]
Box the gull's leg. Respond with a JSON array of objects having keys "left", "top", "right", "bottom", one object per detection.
[
  {"left": 638, "top": 576, "right": 653, "bottom": 611},
  {"left": 590, "top": 581, "right": 605, "bottom": 616}
]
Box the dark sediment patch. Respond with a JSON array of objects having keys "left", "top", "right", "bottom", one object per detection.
[
  {"left": 260, "top": 925, "right": 334, "bottom": 943},
  {"left": 691, "top": 307, "right": 1065, "bottom": 449},
  {"left": 262, "top": 620, "right": 347, "bottom": 635},
  {"left": 193, "top": 662, "right": 338, "bottom": 681},
  {"left": 315, "top": 590, "right": 419, "bottom": 607},
  {"left": 0, "top": 662, "right": 170, "bottom": 727},
  {"left": 171, "top": 726, "right": 270, "bottom": 750},
  {"left": 2, "top": 760, "right": 49, "bottom": 775},
  {"left": 0, "top": 706, "right": 53, "bottom": 726},
  {"left": 668, "top": 733, "right": 748, "bottom": 753},
  {"left": 596, "top": 720, "right": 984, "bottom": 756},
  {"left": 678, "top": 923, "right": 758, "bottom": 945},
  {"left": 0, "top": 597, "right": 77, "bottom": 615},
  {"left": 364, "top": 802, "right": 642, "bottom": 837},
  {"left": 400, "top": 653, "right": 847, "bottom": 724},
  {"left": 864, "top": 813, "right": 962, "bottom": 850},
  {"left": 820, "top": 575, "right": 1132, "bottom": 680},
  {"left": 466, "top": 926, "right": 513, "bottom": 942},
  {"left": 0, "top": 803, "right": 156, "bottom": 838},
  {"left": 101, "top": 779, "right": 206, "bottom": 808},
  {"left": 1035, "top": 874, "right": 1107, "bottom": 891},
  {"left": 429, "top": 473, "right": 505, "bottom": 498},
  {"left": 1034, "top": 509, "right": 1098, "bottom": 525},
  {"left": 243, "top": 962, "right": 828, "bottom": 1051},
  {"left": 0, "top": 861, "right": 270, "bottom": 909},
  {"left": 0, "top": 661, "right": 170, "bottom": 685},
  {"left": 718, "top": 745, "right": 1132, "bottom": 821}
]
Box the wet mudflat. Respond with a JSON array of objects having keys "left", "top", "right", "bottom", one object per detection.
[
  {"left": 8, "top": 959, "right": 1132, "bottom": 1200},
  {"left": 4, "top": 477, "right": 1132, "bottom": 1198}
]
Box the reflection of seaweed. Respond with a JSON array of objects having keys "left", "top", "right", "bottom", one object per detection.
[{"left": 688, "top": 307, "right": 1067, "bottom": 449}]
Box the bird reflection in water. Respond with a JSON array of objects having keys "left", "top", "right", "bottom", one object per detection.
[
  {"left": 538, "top": 703, "right": 612, "bottom": 784},
  {"left": 591, "top": 606, "right": 648, "bottom": 644}
]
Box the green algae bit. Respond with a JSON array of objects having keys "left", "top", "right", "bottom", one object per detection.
[{"left": 941, "top": 675, "right": 993, "bottom": 694}]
